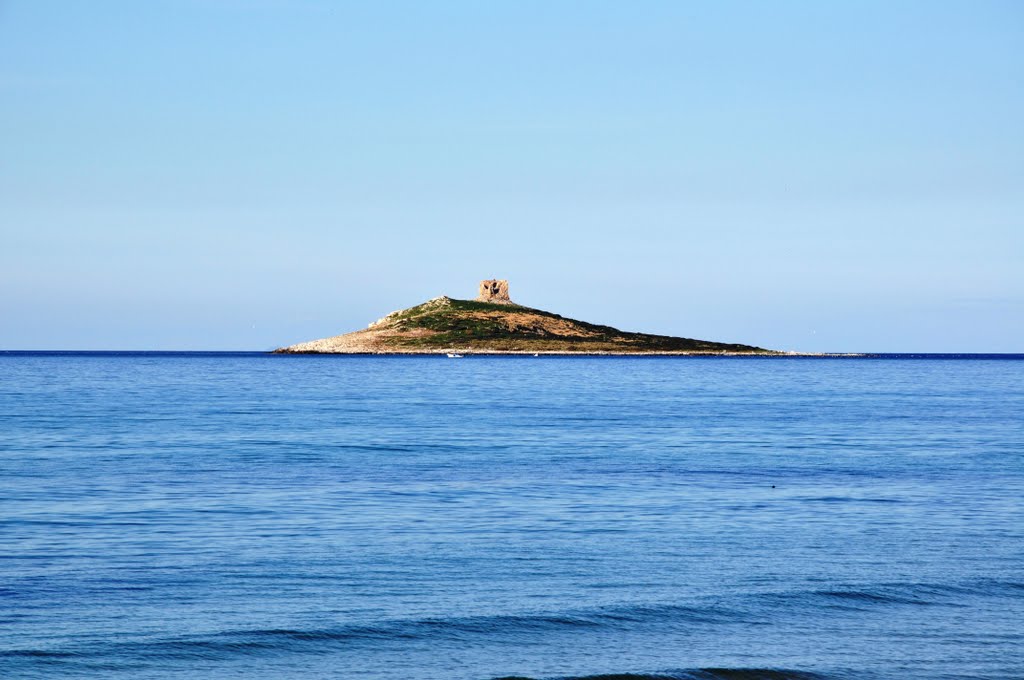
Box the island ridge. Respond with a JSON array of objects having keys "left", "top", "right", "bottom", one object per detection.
[{"left": 275, "top": 280, "right": 777, "bottom": 355}]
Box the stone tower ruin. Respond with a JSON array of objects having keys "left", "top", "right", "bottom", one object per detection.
[{"left": 476, "top": 279, "right": 511, "bottom": 304}]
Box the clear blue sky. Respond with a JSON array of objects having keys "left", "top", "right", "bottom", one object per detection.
[{"left": 2, "top": 1, "right": 1021, "bottom": 352}]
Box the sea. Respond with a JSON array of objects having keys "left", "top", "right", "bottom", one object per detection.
[{"left": 1, "top": 353, "right": 1022, "bottom": 680}]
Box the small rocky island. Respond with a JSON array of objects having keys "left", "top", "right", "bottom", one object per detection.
[{"left": 275, "top": 280, "right": 777, "bottom": 355}]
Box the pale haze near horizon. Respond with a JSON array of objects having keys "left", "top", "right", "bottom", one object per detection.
[{"left": 2, "top": 1, "right": 1021, "bottom": 353}]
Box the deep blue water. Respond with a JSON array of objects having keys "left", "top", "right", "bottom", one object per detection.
[{"left": 2, "top": 353, "right": 1023, "bottom": 680}]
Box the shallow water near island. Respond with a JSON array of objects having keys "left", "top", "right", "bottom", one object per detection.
[{"left": 2, "top": 353, "right": 1023, "bottom": 679}]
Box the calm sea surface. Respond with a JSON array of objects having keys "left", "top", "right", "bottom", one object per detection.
[{"left": 2, "top": 353, "right": 1023, "bottom": 680}]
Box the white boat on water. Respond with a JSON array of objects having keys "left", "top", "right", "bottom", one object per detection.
[{"left": 447, "top": 353, "right": 464, "bottom": 358}]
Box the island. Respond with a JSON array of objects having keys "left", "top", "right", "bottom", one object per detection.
[{"left": 275, "top": 280, "right": 781, "bottom": 355}]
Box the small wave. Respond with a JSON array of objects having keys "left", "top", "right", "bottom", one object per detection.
[
  {"left": 492, "top": 669, "right": 830, "bottom": 680},
  {"left": 5, "top": 578, "right": 1018, "bottom": 668},
  {"left": 800, "top": 496, "right": 901, "bottom": 504},
  {"left": 830, "top": 578, "right": 1021, "bottom": 605},
  {"left": 203, "top": 601, "right": 756, "bottom": 651},
  {"left": 812, "top": 589, "right": 933, "bottom": 606},
  {"left": 142, "top": 604, "right": 748, "bottom": 659},
  {"left": 0, "top": 650, "right": 79, "bottom": 659},
  {"left": 0, "top": 603, "right": 754, "bottom": 666},
  {"left": 748, "top": 577, "right": 1024, "bottom": 612}
]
